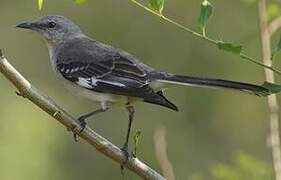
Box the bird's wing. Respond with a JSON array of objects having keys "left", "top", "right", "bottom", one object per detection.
[
  {"left": 54, "top": 37, "right": 171, "bottom": 104},
  {"left": 56, "top": 53, "right": 153, "bottom": 98}
]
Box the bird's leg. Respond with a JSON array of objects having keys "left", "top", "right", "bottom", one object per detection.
[
  {"left": 77, "top": 108, "right": 106, "bottom": 130},
  {"left": 121, "top": 106, "right": 135, "bottom": 164},
  {"left": 73, "top": 102, "right": 110, "bottom": 141}
]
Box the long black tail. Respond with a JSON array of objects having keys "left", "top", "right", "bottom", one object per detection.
[{"left": 151, "top": 72, "right": 270, "bottom": 96}]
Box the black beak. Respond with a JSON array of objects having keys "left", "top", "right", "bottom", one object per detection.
[{"left": 16, "top": 22, "right": 35, "bottom": 29}]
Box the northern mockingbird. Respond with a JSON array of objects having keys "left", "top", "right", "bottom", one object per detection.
[{"left": 17, "top": 15, "right": 271, "bottom": 157}]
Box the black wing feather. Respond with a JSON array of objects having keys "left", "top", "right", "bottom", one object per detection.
[{"left": 54, "top": 37, "right": 177, "bottom": 111}]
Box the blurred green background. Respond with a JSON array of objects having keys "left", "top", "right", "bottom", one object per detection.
[{"left": 0, "top": 0, "right": 280, "bottom": 179}]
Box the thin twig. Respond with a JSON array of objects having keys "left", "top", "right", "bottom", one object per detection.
[
  {"left": 130, "top": 0, "right": 281, "bottom": 75},
  {"left": 154, "top": 127, "right": 175, "bottom": 180},
  {"left": 258, "top": 1, "right": 281, "bottom": 180},
  {"left": 0, "top": 51, "right": 165, "bottom": 180}
]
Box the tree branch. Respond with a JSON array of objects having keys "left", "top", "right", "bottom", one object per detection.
[
  {"left": 0, "top": 50, "right": 165, "bottom": 180},
  {"left": 258, "top": 1, "right": 281, "bottom": 180}
]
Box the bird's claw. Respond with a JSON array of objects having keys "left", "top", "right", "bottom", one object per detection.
[
  {"left": 73, "top": 117, "right": 87, "bottom": 142},
  {"left": 73, "top": 132, "right": 79, "bottom": 142},
  {"left": 78, "top": 117, "right": 87, "bottom": 133},
  {"left": 121, "top": 144, "right": 130, "bottom": 161},
  {"left": 120, "top": 143, "right": 131, "bottom": 172},
  {"left": 132, "top": 151, "right": 137, "bottom": 158}
]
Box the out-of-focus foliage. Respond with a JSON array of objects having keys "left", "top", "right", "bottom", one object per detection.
[
  {"left": 240, "top": 0, "right": 281, "bottom": 21},
  {"left": 211, "top": 153, "right": 274, "bottom": 180},
  {"left": 267, "top": 3, "right": 281, "bottom": 21},
  {"left": 38, "top": 0, "right": 88, "bottom": 9},
  {"left": 240, "top": 0, "right": 257, "bottom": 4},
  {"left": 74, "top": 0, "right": 87, "bottom": 5},
  {"left": 38, "top": 0, "right": 43, "bottom": 10},
  {"left": 272, "top": 34, "right": 281, "bottom": 60},
  {"left": 189, "top": 153, "right": 274, "bottom": 180}
]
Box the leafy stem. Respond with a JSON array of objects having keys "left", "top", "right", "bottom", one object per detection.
[{"left": 130, "top": 0, "right": 281, "bottom": 75}]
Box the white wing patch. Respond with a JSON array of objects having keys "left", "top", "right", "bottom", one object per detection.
[
  {"left": 76, "top": 77, "right": 126, "bottom": 89},
  {"left": 77, "top": 77, "right": 93, "bottom": 89},
  {"left": 91, "top": 78, "right": 126, "bottom": 87}
]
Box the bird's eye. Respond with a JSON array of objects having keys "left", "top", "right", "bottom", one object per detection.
[{"left": 48, "top": 21, "right": 56, "bottom": 29}]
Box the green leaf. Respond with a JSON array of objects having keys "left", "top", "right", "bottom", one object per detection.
[
  {"left": 38, "top": 0, "right": 43, "bottom": 10},
  {"left": 217, "top": 41, "right": 243, "bottom": 54},
  {"left": 271, "top": 34, "right": 281, "bottom": 60},
  {"left": 149, "top": 0, "right": 165, "bottom": 14},
  {"left": 259, "top": 82, "right": 281, "bottom": 96},
  {"left": 198, "top": 0, "right": 213, "bottom": 36},
  {"left": 74, "top": 0, "right": 87, "bottom": 4},
  {"left": 133, "top": 130, "right": 141, "bottom": 156}
]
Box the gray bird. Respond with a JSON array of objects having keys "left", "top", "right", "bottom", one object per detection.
[{"left": 16, "top": 15, "right": 271, "bottom": 156}]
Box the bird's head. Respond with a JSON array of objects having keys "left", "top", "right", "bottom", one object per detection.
[{"left": 16, "top": 15, "right": 81, "bottom": 45}]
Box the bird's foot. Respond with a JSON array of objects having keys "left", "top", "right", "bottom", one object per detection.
[
  {"left": 78, "top": 116, "right": 87, "bottom": 132},
  {"left": 121, "top": 143, "right": 130, "bottom": 161},
  {"left": 73, "top": 117, "right": 87, "bottom": 142},
  {"left": 120, "top": 143, "right": 131, "bottom": 172},
  {"left": 132, "top": 151, "right": 137, "bottom": 158}
]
